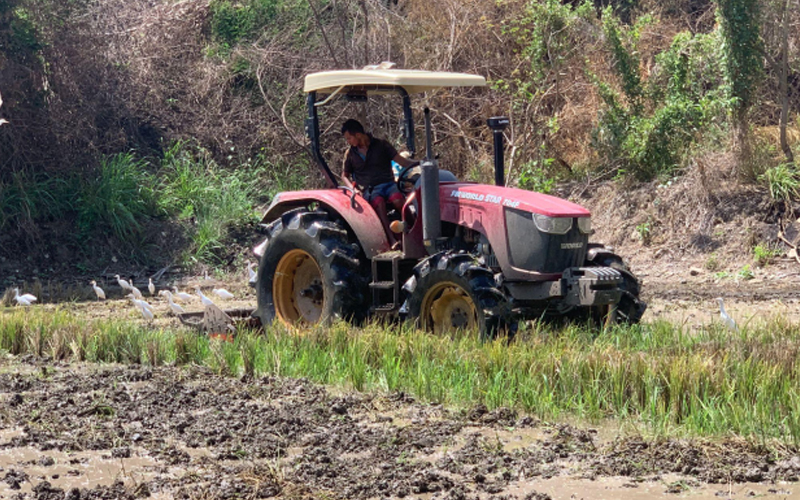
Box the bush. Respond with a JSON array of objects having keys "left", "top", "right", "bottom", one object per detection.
[
  {"left": 209, "top": 0, "right": 281, "bottom": 46},
  {"left": 592, "top": 14, "right": 731, "bottom": 180},
  {"left": 0, "top": 170, "right": 72, "bottom": 235},
  {"left": 76, "top": 153, "right": 158, "bottom": 243},
  {"left": 518, "top": 160, "right": 556, "bottom": 194},
  {"left": 157, "top": 142, "right": 264, "bottom": 264},
  {"left": 760, "top": 163, "right": 800, "bottom": 202}
]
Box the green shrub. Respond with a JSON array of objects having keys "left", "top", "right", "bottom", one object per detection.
[
  {"left": 209, "top": 0, "right": 281, "bottom": 46},
  {"left": 76, "top": 153, "right": 158, "bottom": 243},
  {"left": 518, "top": 160, "right": 556, "bottom": 194},
  {"left": 753, "top": 243, "right": 781, "bottom": 266},
  {"left": 158, "top": 142, "right": 263, "bottom": 264},
  {"left": 592, "top": 15, "right": 731, "bottom": 180},
  {"left": 760, "top": 163, "right": 800, "bottom": 202},
  {"left": 0, "top": 169, "right": 71, "bottom": 233}
]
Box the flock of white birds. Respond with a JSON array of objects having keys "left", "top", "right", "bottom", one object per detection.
[
  {"left": 11, "top": 261, "right": 742, "bottom": 332},
  {"left": 11, "top": 261, "right": 260, "bottom": 324}
]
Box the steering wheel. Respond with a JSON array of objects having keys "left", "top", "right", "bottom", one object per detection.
[{"left": 396, "top": 162, "right": 422, "bottom": 195}]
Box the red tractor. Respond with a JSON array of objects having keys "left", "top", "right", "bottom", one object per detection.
[{"left": 252, "top": 68, "right": 646, "bottom": 335}]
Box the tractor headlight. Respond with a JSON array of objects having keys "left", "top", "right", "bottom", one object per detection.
[
  {"left": 577, "top": 217, "right": 592, "bottom": 234},
  {"left": 532, "top": 213, "right": 572, "bottom": 235}
]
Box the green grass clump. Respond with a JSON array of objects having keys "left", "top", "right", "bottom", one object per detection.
[
  {"left": 0, "top": 169, "right": 72, "bottom": 234},
  {"left": 157, "top": 142, "right": 268, "bottom": 264},
  {"left": 77, "top": 152, "right": 158, "bottom": 243},
  {"left": 760, "top": 163, "right": 800, "bottom": 202},
  {"left": 5, "top": 309, "right": 800, "bottom": 444},
  {"left": 209, "top": 0, "right": 281, "bottom": 46}
]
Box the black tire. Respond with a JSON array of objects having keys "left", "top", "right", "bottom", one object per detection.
[
  {"left": 402, "top": 251, "right": 515, "bottom": 339},
  {"left": 254, "top": 208, "right": 369, "bottom": 327},
  {"left": 587, "top": 250, "right": 646, "bottom": 324}
]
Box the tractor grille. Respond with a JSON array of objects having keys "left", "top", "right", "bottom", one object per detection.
[{"left": 505, "top": 208, "right": 587, "bottom": 274}]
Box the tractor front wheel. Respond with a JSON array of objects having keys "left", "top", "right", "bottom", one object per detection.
[
  {"left": 255, "top": 209, "right": 369, "bottom": 327},
  {"left": 587, "top": 249, "right": 646, "bottom": 324},
  {"left": 403, "top": 252, "right": 514, "bottom": 338}
]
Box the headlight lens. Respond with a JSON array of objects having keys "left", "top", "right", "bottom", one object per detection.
[
  {"left": 533, "top": 213, "right": 572, "bottom": 234},
  {"left": 577, "top": 217, "right": 592, "bottom": 234}
]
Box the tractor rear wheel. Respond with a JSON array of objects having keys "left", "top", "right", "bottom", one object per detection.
[
  {"left": 403, "top": 252, "right": 514, "bottom": 338},
  {"left": 255, "top": 208, "right": 369, "bottom": 327},
  {"left": 587, "top": 251, "right": 646, "bottom": 324}
]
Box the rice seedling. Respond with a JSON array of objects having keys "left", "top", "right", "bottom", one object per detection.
[{"left": 4, "top": 308, "right": 800, "bottom": 443}]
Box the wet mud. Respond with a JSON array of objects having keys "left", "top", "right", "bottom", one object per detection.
[{"left": 2, "top": 356, "right": 800, "bottom": 499}]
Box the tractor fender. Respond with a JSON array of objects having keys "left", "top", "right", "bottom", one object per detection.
[
  {"left": 586, "top": 244, "right": 618, "bottom": 264},
  {"left": 260, "top": 189, "right": 392, "bottom": 258}
]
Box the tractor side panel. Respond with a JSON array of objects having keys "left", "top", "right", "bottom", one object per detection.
[
  {"left": 260, "top": 190, "right": 392, "bottom": 258},
  {"left": 438, "top": 183, "right": 591, "bottom": 281}
]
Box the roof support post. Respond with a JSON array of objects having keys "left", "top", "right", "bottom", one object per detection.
[
  {"left": 399, "top": 88, "right": 416, "bottom": 157},
  {"left": 306, "top": 91, "right": 337, "bottom": 188}
]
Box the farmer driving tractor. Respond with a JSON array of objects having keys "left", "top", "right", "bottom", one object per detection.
[{"left": 341, "top": 119, "right": 417, "bottom": 248}]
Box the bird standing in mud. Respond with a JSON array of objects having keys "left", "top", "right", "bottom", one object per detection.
[
  {"left": 246, "top": 261, "right": 257, "bottom": 282},
  {"left": 130, "top": 285, "right": 144, "bottom": 300},
  {"left": 115, "top": 275, "right": 132, "bottom": 291},
  {"left": 127, "top": 293, "right": 155, "bottom": 316},
  {"left": 148, "top": 278, "right": 156, "bottom": 296},
  {"left": 172, "top": 287, "right": 194, "bottom": 302},
  {"left": 716, "top": 297, "right": 739, "bottom": 332},
  {"left": 158, "top": 290, "right": 185, "bottom": 315},
  {"left": 195, "top": 286, "right": 216, "bottom": 308},
  {"left": 127, "top": 295, "right": 155, "bottom": 321},
  {"left": 90, "top": 280, "right": 106, "bottom": 300},
  {"left": 212, "top": 288, "right": 234, "bottom": 300},
  {"left": 13, "top": 288, "right": 37, "bottom": 306}
]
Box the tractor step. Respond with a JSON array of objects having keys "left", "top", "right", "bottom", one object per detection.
[
  {"left": 177, "top": 307, "right": 261, "bottom": 337},
  {"left": 369, "top": 281, "right": 395, "bottom": 289},
  {"left": 370, "top": 254, "right": 402, "bottom": 313},
  {"left": 369, "top": 254, "right": 417, "bottom": 314}
]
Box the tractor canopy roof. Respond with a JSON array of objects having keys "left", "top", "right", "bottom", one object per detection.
[{"left": 304, "top": 68, "right": 486, "bottom": 95}]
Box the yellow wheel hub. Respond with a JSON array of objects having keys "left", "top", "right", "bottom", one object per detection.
[
  {"left": 421, "top": 281, "right": 477, "bottom": 334},
  {"left": 273, "top": 249, "right": 325, "bottom": 325}
]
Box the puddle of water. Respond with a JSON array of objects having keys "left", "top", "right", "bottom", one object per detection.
[
  {"left": 0, "top": 427, "right": 24, "bottom": 443},
  {"left": 468, "top": 426, "right": 549, "bottom": 453},
  {"left": 506, "top": 475, "right": 798, "bottom": 500},
  {"left": 0, "top": 444, "right": 158, "bottom": 497}
]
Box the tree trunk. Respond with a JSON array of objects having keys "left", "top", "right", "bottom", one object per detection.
[{"left": 778, "top": 0, "right": 794, "bottom": 164}]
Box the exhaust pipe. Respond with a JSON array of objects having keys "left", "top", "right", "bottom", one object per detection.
[
  {"left": 487, "top": 116, "right": 510, "bottom": 187},
  {"left": 421, "top": 107, "right": 441, "bottom": 254}
]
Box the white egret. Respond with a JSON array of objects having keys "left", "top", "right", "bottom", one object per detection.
[
  {"left": 115, "top": 275, "right": 132, "bottom": 291},
  {"left": 195, "top": 287, "right": 216, "bottom": 308},
  {"left": 148, "top": 278, "right": 156, "bottom": 296},
  {"left": 246, "top": 261, "right": 257, "bottom": 282},
  {"left": 14, "top": 288, "right": 38, "bottom": 306},
  {"left": 128, "top": 296, "right": 154, "bottom": 321},
  {"left": 716, "top": 297, "right": 739, "bottom": 332},
  {"left": 126, "top": 293, "right": 154, "bottom": 313},
  {"left": 13, "top": 288, "right": 37, "bottom": 303},
  {"left": 12, "top": 288, "right": 35, "bottom": 306},
  {"left": 130, "top": 285, "right": 143, "bottom": 300},
  {"left": 212, "top": 288, "right": 234, "bottom": 300},
  {"left": 159, "top": 290, "right": 185, "bottom": 315},
  {"left": 90, "top": 280, "right": 106, "bottom": 300},
  {"left": 0, "top": 90, "right": 7, "bottom": 126},
  {"left": 172, "top": 287, "right": 194, "bottom": 302}
]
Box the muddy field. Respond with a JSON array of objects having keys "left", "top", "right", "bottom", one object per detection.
[
  {"left": 1, "top": 352, "right": 800, "bottom": 500},
  {"left": 4, "top": 253, "right": 800, "bottom": 499}
]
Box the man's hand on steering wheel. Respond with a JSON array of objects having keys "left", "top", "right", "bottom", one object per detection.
[{"left": 396, "top": 161, "right": 421, "bottom": 194}]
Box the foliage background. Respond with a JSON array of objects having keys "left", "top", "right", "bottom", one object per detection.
[{"left": 0, "top": 0, "right": 798, "bottom": 274}]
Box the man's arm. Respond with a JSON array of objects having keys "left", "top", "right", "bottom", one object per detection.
[
  {"left": 341, "top": 154, "right": 359, "bottom": 191},
  {"left": 393, "top": 153, "right": 419, "bottom": 169}
]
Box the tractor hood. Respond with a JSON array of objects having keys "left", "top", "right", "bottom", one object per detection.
[{"left": 441, "top": 183, "right": 590, "bottom": 218}]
